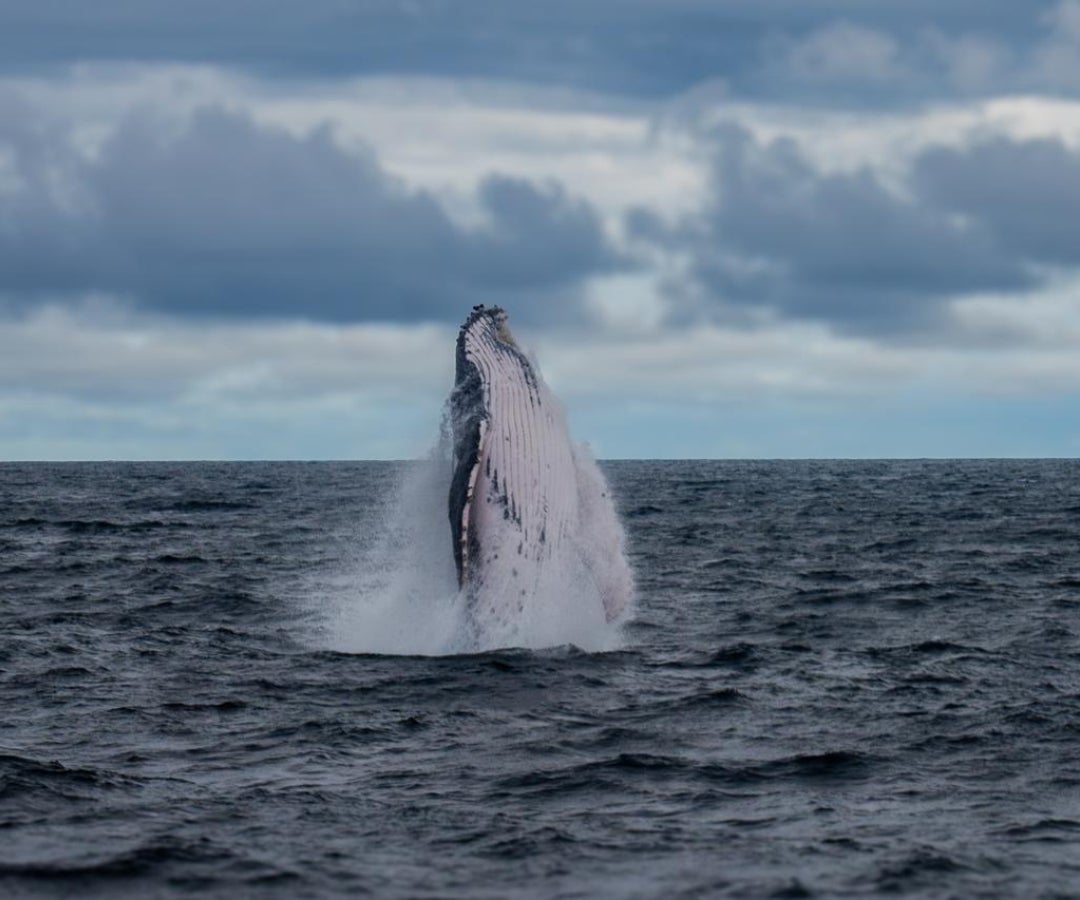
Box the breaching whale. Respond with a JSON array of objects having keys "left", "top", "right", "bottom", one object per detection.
[{"left": 447, "top": 305, "right": 629, "bottom": 628}]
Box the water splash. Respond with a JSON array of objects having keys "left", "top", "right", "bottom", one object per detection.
[{"left": 321, "top": 443, "right": 634, "bottom": 656}]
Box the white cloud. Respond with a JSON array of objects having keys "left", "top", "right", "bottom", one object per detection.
[
  {"left": 779, "top": 22, "right": 906, "bottom": 85},
  {"left": 748, "top": 3, "right": 1080, "bottom": 104},
  {"left": 583, "top": 273, "right": 670, "bottom": 333},
  {"left": 1033, "top": 1, "right": 1080, "bottom": 88},
  {"left": 0, "top": 299, "right": 454, "bottom": 401},
  {"left": 9, "top": 61, "right": 1080, "bottom": 242},
  {"left": 679, "top": 95, "right": 1080, "bottom": 187},
  {"left": 949, "top": 271, "right": 1080, "bottom": 349},
  {"left": 2, "top": 65, "right": 705, "bottom": 228},
  {"left": 0, "top": 299, "right": 456, "bottom": 458},
  {"left": 3, "top": 292, "right": 1079, "bottom": 460}
]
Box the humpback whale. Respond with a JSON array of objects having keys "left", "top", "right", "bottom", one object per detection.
[{"left": 447, "top": 305, "right": 629, "bottom": 628}]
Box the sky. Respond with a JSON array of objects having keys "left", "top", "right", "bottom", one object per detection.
[{"left": 3, "top": 1, "right": 1080, "bottom": 459}]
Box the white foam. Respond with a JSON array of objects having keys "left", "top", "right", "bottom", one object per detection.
[{"left": 315, "top": 442, "right": 634, "bottom": 656}]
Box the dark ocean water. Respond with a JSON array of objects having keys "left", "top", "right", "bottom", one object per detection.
[{"left": 2, "top": 459, "right": 1080, "bottom": 899}]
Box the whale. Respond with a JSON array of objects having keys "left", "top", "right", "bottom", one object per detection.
[{"left": 447, "top": 305, "right": 629, "bottom": 627}]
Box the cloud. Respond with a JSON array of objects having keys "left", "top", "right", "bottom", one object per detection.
[
  {"left": 915, "top": 135, "right": 1080, "bottom": 267},
  {"left": 928, "top": 32, "right": 1015, "bottom": 95},
  {"left": 0, "top": 0, "right": 1067, "bottom": 102},
  {"left": 0, "top": 63, "right": 705, "bottom": 227},
  {"left": 0, "top": 0, "right": 771, "bottom": 95},
  {"left": 744, "top": 2, "right": 1080, "bottom": 105},
  {"left": 769, "top": 22, "right": 908, "bottom": 86},
  {"left": 630, "top": 123, "right": 1033, "bottom": 334},
  {"left": 0, "top": 103, "right": 620, "bottom": 322},
  {"left": 1031, "top": 0, "right": 1080, "bottom": 87},
  {"left": 10, "top": 64, "right": 1080, "bottom": 343},
  {"left": 0, "top": 299, "right": 456, "bottom": 459},
  {"left": 4, "top": 6, "right": 1080, "bottom": 460},
  {"left": 6, "top": 295, "right": 1080, "bottom": 460},
  {"left": 0, "top": 297, "right": 452, "bottom": 401}
]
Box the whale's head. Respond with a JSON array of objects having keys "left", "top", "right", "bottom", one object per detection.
[
  {"left": 447, "top": 304, "right": 633, "bottom": 627},
  {"left": 461, "top": 304, "right": 518, "bottom": 349}
]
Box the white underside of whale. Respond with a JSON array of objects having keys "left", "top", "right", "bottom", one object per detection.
[{"left": 453, "top": 308, "right": 631, "bottom": 633}]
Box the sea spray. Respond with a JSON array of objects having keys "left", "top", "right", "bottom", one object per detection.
[
  {"left": 320, "top": 452, "right": 466, "bottom": 656},
  {"left": 322, "top": 441, "right": 634, "bottom": 655},
  {"left": 321, "top": 304, "right": 635, "bottom": 654}
]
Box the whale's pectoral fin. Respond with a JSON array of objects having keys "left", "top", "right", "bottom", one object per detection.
[{"left": 447, "top": 355, "right": 488, "bottom": 587}]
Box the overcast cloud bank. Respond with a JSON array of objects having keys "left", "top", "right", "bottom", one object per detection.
[
  {"left": 3, "top": 1, "right": 1080, "bottom": 457},
  {"left": 0, "top": 99, "right": 621, "bottom": 324}
]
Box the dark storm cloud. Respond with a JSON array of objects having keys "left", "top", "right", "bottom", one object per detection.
[
  {"left": 0, "top": 0, "right": 1063, "bottom": 100},
  {"left": 631, "top": 124, "right": 1080, "bottom": 334},
  {"left": 0, "top": 104, "right": 619, "bottom": 322},
  {"left": 914, "top": 136, "right": 1080, "bottom": 266}
]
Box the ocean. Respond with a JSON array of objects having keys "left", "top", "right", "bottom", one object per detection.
[{"left": 2, "top": 459, "right": 1079, "bottom": 898}]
